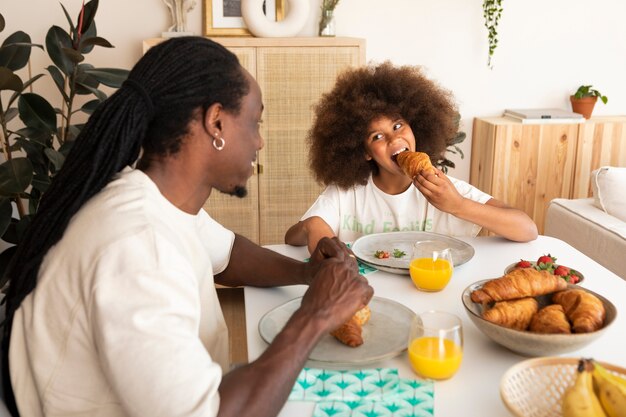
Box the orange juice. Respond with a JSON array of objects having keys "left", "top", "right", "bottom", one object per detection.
[
  {"left": 409, "top": 258, "right": 453, "bottom": 291},
  {"left": 408, "top": 336, "right": 463, "bottom": 380}
]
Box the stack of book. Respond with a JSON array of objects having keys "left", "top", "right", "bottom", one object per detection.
[{"left": 503, "top": 108, "right": 585, "bottom": 124}]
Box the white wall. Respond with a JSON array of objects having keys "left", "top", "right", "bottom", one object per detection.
[{"left": 3, "top": 0, "right": 626, "bottom": 181}]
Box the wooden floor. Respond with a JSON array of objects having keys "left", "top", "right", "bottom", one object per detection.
[{"left": 216, "top": 287, "right": 248, "bottom": 368}]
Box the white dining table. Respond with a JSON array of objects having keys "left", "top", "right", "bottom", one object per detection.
[{"left": 244, "top": 235, "right": 626, "bottom": 416}]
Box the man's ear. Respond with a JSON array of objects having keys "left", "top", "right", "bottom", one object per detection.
[{"left": 204, "top": 102, "right": 223, "bottom": 136}]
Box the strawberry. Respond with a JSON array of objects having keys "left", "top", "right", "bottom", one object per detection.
[
  {"left": 515, "top": 260, "right": 532, "bottom": 268},
  {"left": 554, "top": 265, "right": 570, "bottom": 277},
  {"left": 570, "top": 270, "right": 582, "bottom": 284},
  {"left": 536, "top": 254, "right": 556, "bottom": 267}
]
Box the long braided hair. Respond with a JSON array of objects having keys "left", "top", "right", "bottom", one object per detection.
[{"left": 1, "top": 36, "right": 249, "bottom": 414}]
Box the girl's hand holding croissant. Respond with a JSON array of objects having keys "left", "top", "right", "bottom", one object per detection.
[{"left": 413, "top": 169, "right": 465, "bottom": 215}]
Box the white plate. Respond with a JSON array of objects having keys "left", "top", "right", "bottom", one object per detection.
[
  {"left": 351, "top": 231, "right": 475, "bottom": 274},
  {"left": 258, "top": 296, "right": 416, "bottom": 367}
]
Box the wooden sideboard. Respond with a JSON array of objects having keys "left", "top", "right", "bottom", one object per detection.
[
  {"left": 470, "top": 116, "right": 626, "bottom": 234},
  {"left": 144, "top": 37, "right": 365, "bottom": 245}
]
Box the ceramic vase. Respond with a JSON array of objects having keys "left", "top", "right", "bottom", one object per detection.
[{"left": 241, "top": 0, "right": 310, "bottom": 37}]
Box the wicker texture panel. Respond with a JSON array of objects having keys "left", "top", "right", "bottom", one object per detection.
[{"left": 257, "top": 47, "right": 362, "bottom": 245}]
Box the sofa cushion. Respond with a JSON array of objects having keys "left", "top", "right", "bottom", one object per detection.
[{"left": 591, "top": 166, "right": 626, "bottom": 223}]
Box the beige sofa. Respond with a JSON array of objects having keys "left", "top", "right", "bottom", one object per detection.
[{"left": 544, "top": 167, "right": 626, "bottom": 280}]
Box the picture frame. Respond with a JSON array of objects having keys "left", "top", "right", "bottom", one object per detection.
[{"left": 204, "top": 0, "right": 285, "bottom": 36}]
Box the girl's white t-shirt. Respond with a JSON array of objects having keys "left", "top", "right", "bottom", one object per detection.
[{"left": 301, "top": 175, "right": 492, "bottom": 242}]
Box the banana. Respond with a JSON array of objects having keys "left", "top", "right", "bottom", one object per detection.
[
  {"left": 592, "top": 361, "right": 626, "bottom": 417},
  {"left": 562, "top": 359, "right": 607, "bottom": 417}
]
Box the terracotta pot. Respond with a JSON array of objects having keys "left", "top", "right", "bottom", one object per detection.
[{"left": 570, "top": 95, "right": 597, "bottom": 119}]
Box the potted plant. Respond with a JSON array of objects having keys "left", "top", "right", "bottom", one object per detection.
[
  {"left": 0, "top": 0, "right": 129, "bottom": 287},
  {"left": 570, "top": 85, "right": 608, "bottom": 119}
]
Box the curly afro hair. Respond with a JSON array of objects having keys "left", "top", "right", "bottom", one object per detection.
[{"left": 308, "top": 61, "right": 459, "bottom": 189}]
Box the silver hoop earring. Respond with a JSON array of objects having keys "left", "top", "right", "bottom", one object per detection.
[{"left": 212, "top": 137, "right": 225, "bottom": 151}]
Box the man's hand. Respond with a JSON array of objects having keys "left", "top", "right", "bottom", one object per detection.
[{"left": 300, "top": 237, "right": 373, "bottom": 332}]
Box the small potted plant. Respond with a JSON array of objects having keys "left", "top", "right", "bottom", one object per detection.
[{"left": 570, "top": 85, "right": 608, "bottom": 119}]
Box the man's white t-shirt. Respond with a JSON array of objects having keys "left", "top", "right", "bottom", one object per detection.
[
  {"left": 10, "top": 168, "right": 234, "bottom": 417},
  {"left": 301, "top": 175, "right": 492, "bottom": 242}
]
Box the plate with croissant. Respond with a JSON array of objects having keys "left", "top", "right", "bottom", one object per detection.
[
  {"left": 258, "top": 296, "right": 416, "bottom": 366},
  {"left": 461, "top": 268, "right": 617, "bottom": 357},
  {"left": 351, "top": 231, "right": 475, "bottom": 274}
]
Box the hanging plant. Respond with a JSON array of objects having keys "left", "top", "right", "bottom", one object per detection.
[{"left": 483, "top": 0, "right": 503, "bottom": 68}]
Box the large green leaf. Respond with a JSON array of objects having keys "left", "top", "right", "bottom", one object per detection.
[
  {"left": 14, "top": 127, "right": 52, "bottom": 147},
  {"left": 44, "top": 148, "right": 65, "bottom": 171},
  {"left": 0, "top": 158, "right": 33, "bottom": 196},
  {"left": 0, "top": 14, "right": 5, "bottom": 33},
  {"left": 0, "top": 246, "right": 17, "bottom": 289},
  {"left": 81, "top": 98, "right": 102, "bottom": 114},
  {"left": 79, "top": 36, "right": 112, "bottom": 52},
  {"left": 61, "top": 47, "right": 84, "bottom": 64},
  {"left": 0, "top": 198, "right": 11, "bottom": 238},
  {"left": 46, "top": 26, "right": 74, "bottom": 76},
  {"left": 46, "top": 65, "right": 69, "bottom": 103},
  {"left": 79, "top": 21, "right": 98, "bottom": 54},
  {"left": 7, "top": 73, "right": 45, "bottom": 108},
  {"left": 0, "top": 67, "right": 23, "bottom": 92},
  {"left": 31, "top": 173, "right": 51, "bottom": 194},
  {"left": 28, "top": 188, "right": 41, "bottom": 214},
  {"left": 14, "top": 137, "right": 46, "bottom": 166},
  {"left": 59, "top": 3, "right": 76, "bottom": 38},
  {"left": 0, "top": 31, "right": 38, "bottom": 71},
  {"left": 3, "top": 107, "right": 18, "bottom": 123},
  {"left": 75, "top": 81, "right": 107, "bottom": 101},
  {"left": 77, "top": 0, "right": 100, "bottom": 39},
  {"left": 65, "top": 125, "right": 82, "bottom": 142},
  {"left": 75, "top": 63, "right": 99, "bottom": 94},
  {"left": 83, "top": 68, "right": 128, "bottom": 88},
  {"left": 18, "top": 93, "right": 57, "bottom": 133}
]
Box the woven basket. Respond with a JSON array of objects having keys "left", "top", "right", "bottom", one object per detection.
[{"left": 500, "top": 357, "right": 626, "bottom": 417}]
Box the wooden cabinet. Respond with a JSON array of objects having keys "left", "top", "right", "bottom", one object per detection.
[
  {"left": 144, "top": 38, "right": 365, "bottom": 245},
  {"left": 470, "top": 116, "right": 626, "bottom": 234}
]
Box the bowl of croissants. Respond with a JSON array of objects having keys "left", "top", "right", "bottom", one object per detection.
[{"left": 461, "top": 268, "right": 617, "bottom": 357}]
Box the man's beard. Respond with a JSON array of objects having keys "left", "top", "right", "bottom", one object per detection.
[{"left": 220, "top": 186, "right": 248, "bottom": 198}]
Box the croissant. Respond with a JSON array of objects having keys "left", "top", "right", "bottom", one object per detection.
[
  {"left": 552, "top": 289, "right": 605, "bottom": 333},
  {"left": 470, "top": 268, "right": 567, "bottom": 303},
  {"left": 529, "top": 304, "right": 571, "bottom": 334},
  {"left": 331, "top": 306, "right": 371, "bottom": 347},
  {"left": 482, "top": 297, "right": 538, "bottom": 330},
  {"left": 396, "top": 151, "right": 434, "bottom": 178}
]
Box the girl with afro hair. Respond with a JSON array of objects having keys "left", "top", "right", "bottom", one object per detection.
[{"left": 285, "top": 62, "right": 537, "bottom": 253}]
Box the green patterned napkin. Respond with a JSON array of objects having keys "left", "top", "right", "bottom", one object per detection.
[
  {"left": 313, "top": 378, "right": 434, "bottom": 417},
  {"left": 290, "top": 368, "right": 399, "bottom": 402}
]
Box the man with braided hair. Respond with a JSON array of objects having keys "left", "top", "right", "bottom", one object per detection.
[{"left": 1, "top": 37, "right": 372, "bottom": 417}]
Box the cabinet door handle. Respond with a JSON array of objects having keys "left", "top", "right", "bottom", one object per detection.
[{"left": 257, "top": 164, "right": 264, "bottom": 175}]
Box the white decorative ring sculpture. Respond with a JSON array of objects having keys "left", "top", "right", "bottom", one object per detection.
[{"left": 241, "top": 0, "right": 310, "bottom": 38}]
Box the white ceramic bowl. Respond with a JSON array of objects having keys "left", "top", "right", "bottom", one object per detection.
[{"left": 461, "top": 279, "right": 617, "bottom": 357}]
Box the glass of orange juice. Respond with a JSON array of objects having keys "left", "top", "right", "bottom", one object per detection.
[
  {"left": 409, "top": 240, "right": 454, "bottom": 292},
  {"left": 407, "top": 311, "right": 463, "bottom": 380}
]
